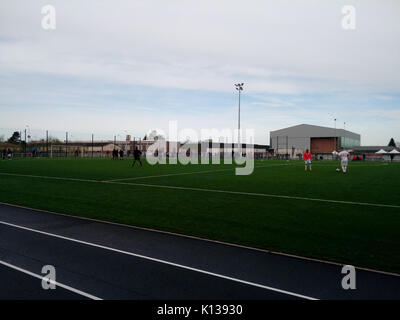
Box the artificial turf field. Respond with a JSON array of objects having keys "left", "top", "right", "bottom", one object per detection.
[{"left": 0, "top": 157, "right": 399, "bottom": 274}]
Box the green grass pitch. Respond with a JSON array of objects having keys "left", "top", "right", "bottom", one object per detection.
[{"left": 0, "top": 157, "right": 399, "bottom": 273}]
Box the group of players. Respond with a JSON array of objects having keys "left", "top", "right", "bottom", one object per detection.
[
  {"left": 1, "top": 149, "right": 12, "bottom": 160},
  {"left": 303, "top": 148, "right": 350, "bottom": 173},
  {"left": 111, "top": 147, "right": 143, "bottom": 167},
  {"left": 2, "top": 146, "right": 351, "bottom": 172}
]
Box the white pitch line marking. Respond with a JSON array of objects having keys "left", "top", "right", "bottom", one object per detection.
[
  {"left": 104, "top": 163, "right": 290, "bottom": 182},
  {"left": 0, "top": 171, "right": 399, "bottom": 208},
  {"left": 105, "top": 168, "right": 234, "bottom": 182},
  {"left": 105, "top": 181, "right": 400, "bottom": 209},
  {"left": 0, "top": 172, "right": 97, "bottom": 183},
  {"left": 0, "top": 259, "right": 102, "bottom": 300},
  {"left": 0, "top": 220, "right": 318, "bottom": 300}
]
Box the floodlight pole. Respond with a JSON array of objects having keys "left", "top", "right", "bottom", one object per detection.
[
  {"left": 238, "top": 88, "right": 241, "bottom": 143},
  {"left": 235, "top": 83, "right": 244, "bottom": 151}
]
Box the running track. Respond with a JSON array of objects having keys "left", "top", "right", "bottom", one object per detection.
[{"left": 0, "top": 203, "right": 399, "bottom": 300}]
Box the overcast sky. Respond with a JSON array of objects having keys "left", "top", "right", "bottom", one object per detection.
[{"left": 0, "top": 0, "right": 399, "bottom": 144}]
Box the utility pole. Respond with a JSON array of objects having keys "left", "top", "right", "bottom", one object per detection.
[
  {"left": 344, "top": 122, "right": 346, "bottom": 148},
  {"left": 66, "top": 132, "right": 68, "bottom": 157},
  {"left": 24, "top": 129, "right": 27, "bottom": 156},
  {"left": 334, "top": 119, "right": 337, "bottom": 152},
  {"left": 46, "top": 130, "right": 49, "bottom": 157},
  {"left": 286, "top": 135, "right": 288, "bottom": 160},
  {"left": 92, "top": 134, "right": 94, "bottom": 157}
]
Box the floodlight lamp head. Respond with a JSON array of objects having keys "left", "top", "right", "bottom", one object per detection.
[{"left": 234, "top": 83, "right": 244, "bottom": 92}]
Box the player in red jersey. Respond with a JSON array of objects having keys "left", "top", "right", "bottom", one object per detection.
[{"left": 303, "top": 149, "right": 312, "bottom": 171}]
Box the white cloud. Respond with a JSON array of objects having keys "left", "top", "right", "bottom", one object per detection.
[
  {"left": 0, "top": 0, "right": 399, "bottom": 145},
  {"left": 0, "top": 0, "right": 400, "bottom": 93}
]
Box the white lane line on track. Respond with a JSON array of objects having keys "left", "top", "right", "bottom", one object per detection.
[
  {"left": 0, "top": 259, "right": 102, "bottom": 300},
  {"left": 104, "top": 163, "right": 290, "bottom": 182},
  {"left": 1, "top": 201, "right": 399, "bottom": 278},
  {"left": 0, "top": 171, "right": 399, "bottom": 209},
  {"left": 0, "top": 220, "right": 318, "bottom": 300}
]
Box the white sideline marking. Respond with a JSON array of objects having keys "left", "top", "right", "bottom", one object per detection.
[
  {"left": 105, "top": 163, "right": 290, "bottom": 182},
  {"left": 0, "top": 220, "right": 318, "bottom": 300},
  {"left": 0, "top": 172, "right": 97, "bottom": 183},
  {"left": 299, "top": 163, "right": 390, "bottom": 167},
  {"left": 0, "top": 259, "right": 101, "bottom": 300},
  {"left": 106, "top": 181, "right": 400, "bottom": 209},
  {"left": 0, "top": 171, "right": 399, "bottom": 209}
]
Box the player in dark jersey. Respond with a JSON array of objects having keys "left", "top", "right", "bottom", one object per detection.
[{"left": 132, "top": 147, "right": 142, "bottom": 167}]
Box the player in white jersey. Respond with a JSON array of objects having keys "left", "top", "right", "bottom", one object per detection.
[{"left": 338, "top": 148, "right": 350, "bottom": 173}]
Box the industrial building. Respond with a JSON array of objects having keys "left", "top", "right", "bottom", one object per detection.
[{"left": 270, "top": 124, "right": 361, "bottom": 159}]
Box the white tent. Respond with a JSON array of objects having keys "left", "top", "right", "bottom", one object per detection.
[
  {"left": 375, "top": 149, "right": 387, "bottom": 154},
  {"left": 384, "top": 149, "right": 400, "bottom": 162}
]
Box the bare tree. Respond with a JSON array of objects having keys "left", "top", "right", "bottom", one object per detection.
[{"left": 148, "top": 130, "right": 164, "bottom": 141}]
